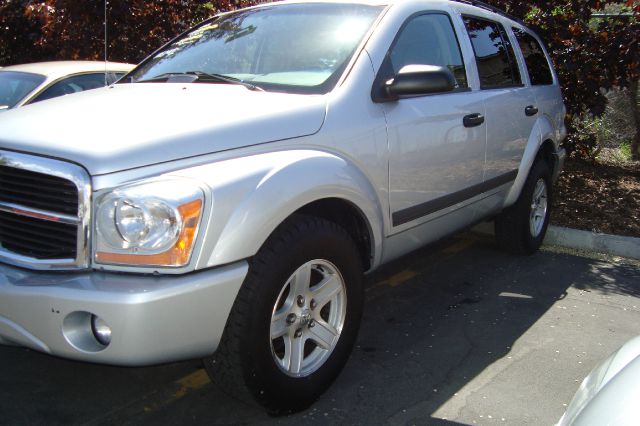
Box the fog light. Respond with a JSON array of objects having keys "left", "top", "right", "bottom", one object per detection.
[{"left": 91, "top": 315, "right": 112, "bottom": 346}]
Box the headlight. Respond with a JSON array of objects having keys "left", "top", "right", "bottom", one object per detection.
[{"left": 95, "top": 179, "right": 204, "bottom": 267}]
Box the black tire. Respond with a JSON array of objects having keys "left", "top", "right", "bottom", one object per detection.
[
  {"left": 495, "top": 159, "right": 552, "bottom": 254},
  {"left": 204, "top": 215, "right": 363, "bottom": 414}
]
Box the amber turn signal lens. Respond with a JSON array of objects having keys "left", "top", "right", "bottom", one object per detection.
[{"left": 96, "top": 199, "right": 203, "bottom": 267}]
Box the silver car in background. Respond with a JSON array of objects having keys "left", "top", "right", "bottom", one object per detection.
[
  {"left": 0, "top": 61, "right": 133, "bottom": 111},
  {"left": 558, "top": 336, "right": 640, "bottom": 425}
]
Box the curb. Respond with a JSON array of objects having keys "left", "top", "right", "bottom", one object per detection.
[
  {"left": 472, "top": 223, "right": 640, "bottom": 260},
  {"left": 543, "top": 226, "right": 640, "bottom": 260}
]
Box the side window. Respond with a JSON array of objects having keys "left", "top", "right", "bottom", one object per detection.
[
  {"left": 31, "top": 73, "right": 107, "bottom": 104},
  {"left": 463, "top": 16, "right": 521, "bottom": 89},
  {"left": 512, "top": 28, "right": 554, "bottom": 85},
  {"left": 107, "top": 72, "right": 126, "bottom": 84},
  {"left": 389, "top": 13, "right": 468, "bottom": 89}
]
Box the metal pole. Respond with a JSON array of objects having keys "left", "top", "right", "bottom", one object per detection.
[{"left": 104, "top": 0, "right": 108, "bottom": 86}]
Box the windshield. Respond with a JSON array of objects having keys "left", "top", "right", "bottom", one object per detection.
[
  {"left": 0, "top": 71, "right": 46, "bottom": 109},
  {"left": 125, "top": 3, "right": 383, "bottom": 94}
]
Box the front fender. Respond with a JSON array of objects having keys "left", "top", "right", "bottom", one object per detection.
[
  {"left": 171, "top": 150, "right": 385, "bottom": 271},
  {"left": 503, "top": 114, "right": 556, "bottom": 207}
]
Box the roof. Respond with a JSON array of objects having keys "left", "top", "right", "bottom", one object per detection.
[
  {"left": 1, "top": 61, "right": 134, "bottom": 79},
  {"left": 247, "top": 0, "right": 519, "bottom": 24}
]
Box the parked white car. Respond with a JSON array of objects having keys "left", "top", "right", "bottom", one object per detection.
[
  {"left": 0, "top": 61, "right": 133, "bottom": 111},
  {"left": 558, "top": 336, "right": 640, "bottom": 425},
  {"left": 0, "top": 0, "right": 566, "bottom": 414}
]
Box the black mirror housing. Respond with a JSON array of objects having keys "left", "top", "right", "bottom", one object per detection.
[{"left": 384, "top": 65, "right": 456, "bottom": 100}]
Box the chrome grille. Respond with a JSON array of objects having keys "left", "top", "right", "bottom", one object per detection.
[
  {"left": 0, "top": 150, "right": 91, "bottom": 270},
  {"left": 0, "top": 165, "right": 78, "bottom": 215},
  {"left": 0, "top": 211, "right": 78, "bottom": 259}
]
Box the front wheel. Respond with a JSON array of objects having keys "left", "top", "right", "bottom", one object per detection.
[
  {"left": 495, "top": 160, "right": 552, "bottom": 254},
  {"left": 204, "top": 215, "right": 363, "bottom": 414},
  {"left": 269, "top": 258, "right": 348, "bottom": 378}
]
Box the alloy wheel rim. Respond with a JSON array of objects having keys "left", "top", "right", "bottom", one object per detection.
[
  {"left": 529, "top": 178, "right": 548, "bottom": 237},
  {"left": 269, "top": 259, "right": 347, "bottom": 378}
]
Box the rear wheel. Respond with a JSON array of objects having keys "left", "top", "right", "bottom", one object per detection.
[
  {"left": 204, "top": 215, "right": 363, "bottom": 414},
  {"left": 495, "top": 160, "right": 552, "bottom": 254}
]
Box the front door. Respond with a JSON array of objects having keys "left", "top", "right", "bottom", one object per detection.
[{"left": 381, "top": 12, "right": 487, "bottom": 228}]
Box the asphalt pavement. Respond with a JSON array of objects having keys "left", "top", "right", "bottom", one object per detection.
[{"left": 2, "top": 232, "right": 639, "bottom": 426}]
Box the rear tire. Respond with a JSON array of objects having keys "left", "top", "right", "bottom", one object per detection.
[
  {"left": 495, "top": 160, "right": 552, "bottom": 254},
  {"left": 204, "top": 215, "right": 363, "bottom": 414}
]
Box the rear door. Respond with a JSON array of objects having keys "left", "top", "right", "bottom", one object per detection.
[
  {"left": 511, "top": 27, "right": 564, "bottom": 135},
  {"left": 462, "top": 16, "right": 537, "bottom": 183}
]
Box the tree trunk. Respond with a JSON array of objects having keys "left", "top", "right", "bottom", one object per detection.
[{"left": 630, "top": 79, "right": 640, "bottom": 162}]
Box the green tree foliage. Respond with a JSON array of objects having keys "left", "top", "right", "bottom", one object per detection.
[
  {"left": 0, "top": 0, "right": 47, "bottom": 65},
  {"left": 597, "top": 9, "right": 640, "bottom": 161},
  {"left": 486, "top": 0, "right": 639, "bottom": 159},
  {"left": 0, "top": 1, "right": 260, "bottom": 65}
]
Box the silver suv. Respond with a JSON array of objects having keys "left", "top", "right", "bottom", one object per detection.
[{"left": 0, "top": 0, "right": 566, "bottom": 413}]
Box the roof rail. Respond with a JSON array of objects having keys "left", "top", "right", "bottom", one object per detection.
[{"left": 450, "top": 0, "right": 526, "bottom": 26}]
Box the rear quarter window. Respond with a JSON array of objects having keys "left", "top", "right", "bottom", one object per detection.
[{"left": 512, "top": 28, "right": 554, "bottom": 86}]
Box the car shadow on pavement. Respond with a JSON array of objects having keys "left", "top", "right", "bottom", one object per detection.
[
  {"left": 569, "top": 258, "right": 640, "bottom": 298},
  {"left": 1, "top": 232, "right": 638, "bottom": 425}
]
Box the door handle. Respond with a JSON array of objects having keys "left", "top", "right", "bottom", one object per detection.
[
  {"left": 463, "top": 113, "right": 485, "bottom": 128},
  {"left": 525, "top": 105, "right": 539, "bottom": 116}
]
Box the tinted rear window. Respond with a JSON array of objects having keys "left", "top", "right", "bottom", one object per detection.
[
  {"left": 463, "top": 16, "right": 521, "bottom": 89},
  {"left": 31, "top": 73, "right": 108, "bottom": 104}
]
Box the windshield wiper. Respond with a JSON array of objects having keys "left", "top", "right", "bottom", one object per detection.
[
  {"left": 186, "top": 71, "right": 261, "bottom": 91},
  {"left": 137, "top": 71, "right": 262, "bottom": 91}
]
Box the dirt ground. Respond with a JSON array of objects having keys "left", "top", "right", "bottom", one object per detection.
[{"left": 552, "top": 158, "right": 640, "bottom": 238}]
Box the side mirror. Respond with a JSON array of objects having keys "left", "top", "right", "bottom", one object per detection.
[{"left": 384, "top": 65, "right": 456, "bottom": 100}]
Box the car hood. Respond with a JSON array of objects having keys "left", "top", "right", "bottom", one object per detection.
[{"left": 0, "top": 83, "right": 327, "bottom": 175}]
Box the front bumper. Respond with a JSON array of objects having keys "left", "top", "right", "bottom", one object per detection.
[{"left": 0, "top": 261, "right": 248, "bottom": 366}]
